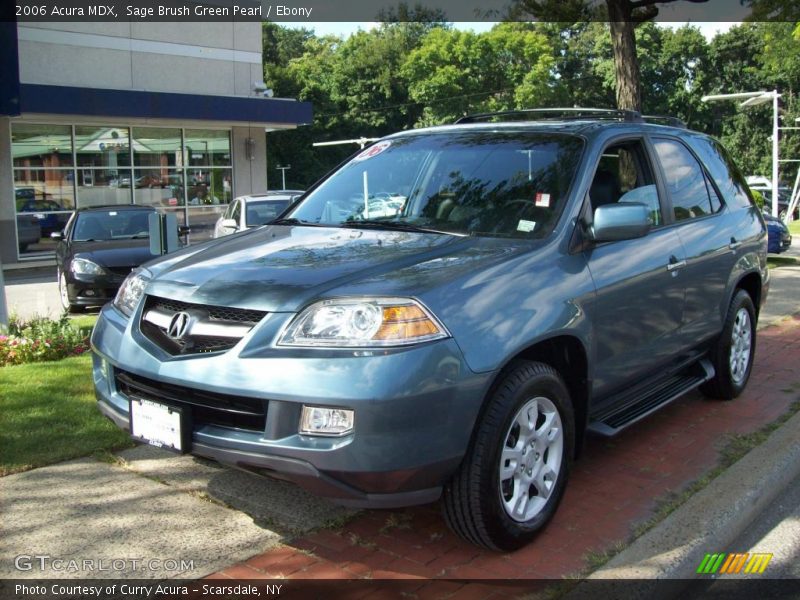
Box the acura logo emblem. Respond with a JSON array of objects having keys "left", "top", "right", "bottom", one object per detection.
[{"left": 167, "top": 312, "right": 191, "bottom": 340}]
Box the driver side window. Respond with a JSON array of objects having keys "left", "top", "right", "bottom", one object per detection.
[{"left": 589, "top": 140, "right": 662, "bottom": 227}]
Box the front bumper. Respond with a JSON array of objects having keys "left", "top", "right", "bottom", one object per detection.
[
  {"left": 91, "top": 304, "right": 492, "bottom": 508},
  {"left": 66, "top": 272, "right": 127, "bottom": 306}
]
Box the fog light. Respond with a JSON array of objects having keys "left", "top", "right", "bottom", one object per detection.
[
  {"left": 85, "top": 289, "right": 96, "bottom": 297},
  {"left": 300, "top": 405, "right": 354, "bottom": 436}
]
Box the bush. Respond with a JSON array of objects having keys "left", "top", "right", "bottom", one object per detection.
[{"left": 0, "top": 314, "right": 90, "bottom": 366}]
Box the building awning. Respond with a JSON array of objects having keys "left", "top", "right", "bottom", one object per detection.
[{"left": 3, "top": 83, "right": 313, "bottom": 127}]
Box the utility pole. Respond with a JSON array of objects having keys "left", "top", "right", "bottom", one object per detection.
[
  {"left": 276, "top": 165, "right": 291, "bottom": 190},
  {"left": 702, "top": 90, "right": 782, "bottom": 217}
]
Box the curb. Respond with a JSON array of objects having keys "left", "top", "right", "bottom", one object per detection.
[{"left": 565, "top": 408, "right": 800, "bottom": 599}]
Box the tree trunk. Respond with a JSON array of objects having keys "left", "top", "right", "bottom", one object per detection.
[{"left": 607, "top": 0, "right": 642, "bottom": 112}]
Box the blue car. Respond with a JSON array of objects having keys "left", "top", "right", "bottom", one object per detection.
[
  {"left": 92, "top": 109, "right": 767, "bottom": 550},
  {"left": 763, "top": 211, "right": 792, "bottom": 253}
]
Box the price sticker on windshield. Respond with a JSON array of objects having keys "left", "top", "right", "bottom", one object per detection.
[
  {"left": 535, "top": 192, "right": 551, "bottom": 207},
  {"left": 353, "top": 141, "right": 391, "bottom": 161}
]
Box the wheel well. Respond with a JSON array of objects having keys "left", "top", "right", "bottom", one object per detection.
[
  {"left": 490, "top": 336, "right": 590, "bottom": 458},
  {"left": 736, "top": 272, "right": 762, "bottom": 317}
]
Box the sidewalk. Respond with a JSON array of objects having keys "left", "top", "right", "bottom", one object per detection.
[{"left": 207, "top": 314, "right": 800, "bottom": 592}]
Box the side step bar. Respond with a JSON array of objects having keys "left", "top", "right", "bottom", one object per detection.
[{"left": 587, "top": 359, "right": 715, "bottom": 437}]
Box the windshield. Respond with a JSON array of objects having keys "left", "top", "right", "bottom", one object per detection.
[
  {"left": 288, "top": 132, "right": 583, "bottom": 238},
  {"left": 245, "top": 198, "right": 292, "bottom": 226},
  {"left": 72, "top": 210, "right": 153, "bottom": 241}
]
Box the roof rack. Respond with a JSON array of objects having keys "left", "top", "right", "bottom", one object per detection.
[
  {"left": 641, "top": 115, "right": 688, "bottom": 129},
  {"left": 454, "top": 107, "right": 644, "bottom": 124}
]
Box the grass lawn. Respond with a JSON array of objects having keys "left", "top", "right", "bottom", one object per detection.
[
  {"left": 767, "top": 255, "right": 799, "bottom": 269},
  {"left": 0, "top": 354, "right": 133, "bottom": 476}
]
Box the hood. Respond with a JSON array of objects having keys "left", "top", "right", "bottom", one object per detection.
[
  {"left": 147, "top": 225, "right": 527, "bottom": 312},
  {"left": 72, "top": 239, "right": 155, "bottom": 269}
]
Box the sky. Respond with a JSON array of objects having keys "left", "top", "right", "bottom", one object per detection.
[{"left": 282, "top": 21, "right": 737, "bottom": 41}]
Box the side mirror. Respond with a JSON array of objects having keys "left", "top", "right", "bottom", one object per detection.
[
  {"left": 50, "top": 231, "right": 64, "bottom": 240},
  {"left": 178, "top": 226, "right": 191, "bottom": 236},
  {"left": 221, "top": 218, "right": 238, "bottom": 230},
  {"left": 590, "top": 203, "right": 651, "bottom": 243}
]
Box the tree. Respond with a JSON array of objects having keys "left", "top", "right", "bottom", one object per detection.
[
  {"left": 401, "top": 23, "right": 554, "bottom": 125},
  {"left": 513, "top": 0, "right": 709, "bottom": 111}
]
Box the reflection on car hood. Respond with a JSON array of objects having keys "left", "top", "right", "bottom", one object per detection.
[
  {"left": 72, "top": 239, "right": 155, "bottom": 269},
  {"left": 147, "top": 225, "right": 528, "bottom": 312}
]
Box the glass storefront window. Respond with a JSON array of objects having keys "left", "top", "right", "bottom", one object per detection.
[
  {"left": 184, "top": 129, "right": 231, "bottom": 167},
  {"left": 12, "top": 124, "right": 73, "bottom": 168},
  {"left": 133, "top": 128, "right": 182, "bottom": 168},
  {"left": 14, "top": 169, "right": 76, "bottom": 210},
  {"left": 11, "top": 123, "right": 233, "bottom": 260},
  {"left": 187, "top": 168, "right": 232, "bottom": 206},
  {"left": 77, "top": 169, "right": 133, "bottom": 207},
  {"left": 74, "top": 126, "right": 131, "bottom": 168},
  {"left": 133, "top": 169, "right": 185, "bottom": 207}
]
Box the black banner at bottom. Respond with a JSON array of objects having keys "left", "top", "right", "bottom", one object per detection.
[{"left": 3, "top": 578, "right": 800, "bottom": 600}]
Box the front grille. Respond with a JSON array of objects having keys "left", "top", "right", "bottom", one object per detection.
[
  {"left": 115, "top": 369, "right": 266, "bottom": 432},
  {"left": 140, "top": 295, "right": 267, "bottom": 355}
]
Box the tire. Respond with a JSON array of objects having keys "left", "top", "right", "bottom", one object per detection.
[
  {"left": 700, "top": 289, "right": 756, "bottom": 400},
  {"left": 58, "top": 270, "right": 82, "bottom": 314},
  {"left": 442, "top": 361, "right": 575, "bottom": 551}
]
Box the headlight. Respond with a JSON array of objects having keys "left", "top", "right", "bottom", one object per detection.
[
  {"left": 278, "top": 297, "right": 448, "bottom": 347},
  {"left": 71, "top": 258, "right": 107, "bottom": 275},
  {"left": 113, "top": 270, "right": 151, "bottom": 317}
]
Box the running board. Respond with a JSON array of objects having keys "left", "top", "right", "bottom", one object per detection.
[{"left": 588, "top": 359, "right": 715, "bottom": 437}]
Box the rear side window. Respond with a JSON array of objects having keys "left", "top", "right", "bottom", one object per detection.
[
  {"left": 687, "top": 134, "right": 754, "bottom": 210},
  {"left": 653, "top": 138, "right": 719, "bottom": 222}
]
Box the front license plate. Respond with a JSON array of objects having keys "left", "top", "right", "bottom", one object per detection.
[{"left": 129, "top": 398, "right": 187, "bottom": 453}]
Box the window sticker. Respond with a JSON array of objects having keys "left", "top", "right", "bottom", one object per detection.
[
  {"left": 535, "top": 192, "right": 551, "bottom": 207},
  {"left": 517, "top": 220, "right": 536, "bottom": 232},
  {"left": 353, "top": 141, "right": 391, "bottom": 161}
]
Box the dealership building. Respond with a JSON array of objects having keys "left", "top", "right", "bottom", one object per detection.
[{"left": 0, "top": 19, "right": 312, "bottom": 266}]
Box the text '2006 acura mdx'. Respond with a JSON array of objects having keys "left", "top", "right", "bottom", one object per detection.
[{"left": 92, "top": 109, "right": 768, "bottom": 550}]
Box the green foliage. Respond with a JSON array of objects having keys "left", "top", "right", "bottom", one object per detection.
[
  {"left": 0, "top": 313, "right": 91, "bottom": 366},
  {"left": 262, "top": 20, "right": 800, "bottom": 189}
]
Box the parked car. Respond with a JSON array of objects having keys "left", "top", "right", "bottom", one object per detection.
[
  {"left": 746, "top": 176, "right": 798, "bottom": 220},
  {"left": 54, "top": 205, "right": 159, "bottom": 312},
  {"left": 92, "top": 109, "right": 767, "bottom": 550},
  {"left": 16, "top": 214, "right": 41, "bottom": 252},
  {"left": 17, "top": 198, "right": 70, "bottom": 235},
  {"left": 212, "top": 190, "right": 303, "bottom": 237},
  {"left": 763, "top": 210, "right": 792, "bottom": 253}
]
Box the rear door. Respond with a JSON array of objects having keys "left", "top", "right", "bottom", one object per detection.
[
  {"left": 650, "top": 136, "right": 738, "bottom": 343},
  {"left": 583, "top": 137, "right": 688, "bottom": 400}
]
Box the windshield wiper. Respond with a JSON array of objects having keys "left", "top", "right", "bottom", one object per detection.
[
  {"left": 344, "top": 219, "right": 465, "bottom": 236},
  {"left": 270, "top": 218, "right": 328, "bottom": 227}
]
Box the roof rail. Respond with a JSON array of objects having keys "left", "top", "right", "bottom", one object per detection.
[
  {"left": 642, "top": 115, "right": 688, "bottom": 129},
  {"left": 454, "top": 107, "right": 644, "bottom": 124}
]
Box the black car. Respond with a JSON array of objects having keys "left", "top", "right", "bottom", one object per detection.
[{"left": 54, "top": 206, "right": 158, "bottom": 312}]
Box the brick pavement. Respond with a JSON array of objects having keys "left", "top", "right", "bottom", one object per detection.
[{"left": 209, "top": 316, "right": 800, "bottom": 596}]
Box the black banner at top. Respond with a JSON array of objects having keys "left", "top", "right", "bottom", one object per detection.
[{"left": 2, "top": 0, "right": 797, "bottom": 23}]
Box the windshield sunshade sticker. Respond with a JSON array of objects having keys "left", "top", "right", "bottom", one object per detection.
[
  {"left": 353, "top": 141, "right": 391, "bottom": 162},
  {"left": 517, "top": 220, "right": 536, "bottom": 232},
  {"left": 535, "top": 193, "right": 551, "bottom": 208}
]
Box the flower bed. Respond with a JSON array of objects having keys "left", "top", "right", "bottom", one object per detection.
[{"left": 0, "top": 314, "right": 91, "bottom": 366}]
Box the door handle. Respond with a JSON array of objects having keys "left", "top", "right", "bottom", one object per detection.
[
  {"left": 667, "top": 256, "right": 687, "bottom": 271},
  {"left": 729, "top": 237, "right": 742, "bottom": 250}
]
